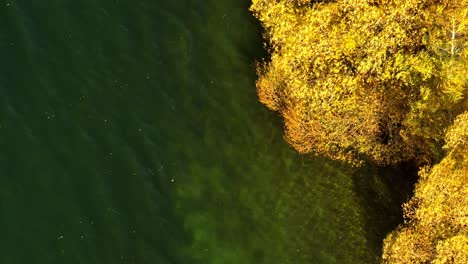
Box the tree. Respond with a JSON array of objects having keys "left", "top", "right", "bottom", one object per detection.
[
  {"left": 382, "top": 112, "right": 468, "bottom": 263},
  {"left": 250, "top": 0, "right": 468, "bottom": 165}
]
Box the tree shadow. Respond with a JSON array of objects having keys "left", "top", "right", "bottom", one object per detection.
[{"left": 351, "top": 161, "right": 418, "bottom": 262}]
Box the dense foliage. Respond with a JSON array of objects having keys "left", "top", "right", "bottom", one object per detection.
[
  {"left": 251, "top": 0, "right": 467, "bottom": 165},
  {"left": 382, "top": 112, "right": 467, "bottom": 264},
  {"left": 250, "top": 0, "right": 468, "bottom": 263}
]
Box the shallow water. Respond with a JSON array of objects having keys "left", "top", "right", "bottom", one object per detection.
[{"left": 0, "top": 0, "right": 412, "bottom": 263}]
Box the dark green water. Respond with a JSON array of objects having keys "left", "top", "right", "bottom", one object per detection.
[{"left": 0, "top": 0, "right": 413, "bottom": 263}]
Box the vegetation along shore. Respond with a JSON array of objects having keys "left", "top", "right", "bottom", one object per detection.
[{"left": 250, "top": 0, "right": 467, "bottom": 263}]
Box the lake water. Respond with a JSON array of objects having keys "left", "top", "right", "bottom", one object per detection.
[{"left": 0, "top": 0, "right": 414, "bottom": 263}]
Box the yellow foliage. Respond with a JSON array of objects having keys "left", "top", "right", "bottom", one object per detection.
[
  {"left": 251, "top": 0, "right": 468, "bottom": 165},
  {"left": 433, "top": 236, "right": 468, "bottom": 264},
  {"left": 382, "top": 112, "right": 468, "bottom": 263},
  {"left": 251, "top": 0, "right": 468, "bottom": 264},
  {"left": 251, "top": 2, "right": 468, "bottom": 261}
]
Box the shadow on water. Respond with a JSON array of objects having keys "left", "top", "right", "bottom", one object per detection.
[{"left": 351, "top": 162, "right": 419, "bottom": 262}]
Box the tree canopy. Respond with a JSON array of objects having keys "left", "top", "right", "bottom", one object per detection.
[
  {"left": 382, "top": 112, "right": 468, "bottom": 264},
  {"left": 251, "top": 1, "right": 468, "bottom": 262},
  {"left": 251, "top": 0, "right": 467, "bottom": 165}
]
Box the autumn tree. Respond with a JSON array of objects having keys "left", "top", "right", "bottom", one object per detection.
[
  {"left": 382, "top": 112, "right": 468, "bottom": 263},
  {"left": 250, "top": 1, "right": 468, "bottom": 262},
  {"left": 250, "top": 0, "right": 468, "bottom": 165}
]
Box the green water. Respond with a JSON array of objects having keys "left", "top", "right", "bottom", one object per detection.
[{"left": 0, "top": 0, "right": 413, "bottom": 263}]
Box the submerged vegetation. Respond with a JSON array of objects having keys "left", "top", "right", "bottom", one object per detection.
[{"left": 250, "top": 0, "right": 467, "bottom": 262}]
